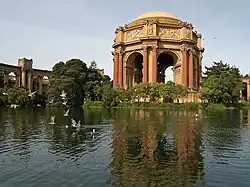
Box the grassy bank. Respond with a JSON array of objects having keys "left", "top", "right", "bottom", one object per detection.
[{"left": 84, "top": 101, "right": 250, "bottom": 110}]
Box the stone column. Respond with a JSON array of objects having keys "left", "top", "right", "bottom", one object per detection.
[
  {"left": 4, "top": 72, "right": 9, "bottom": 87},
  {"left": 181, "top": 46, "right": 187, "bottom": 86},
  {"left": 21, "top": 70, "right": 26, "bottom": 88},
  {"left": 15, "top": 72, "right": 21, "bottom": 87},
  {"left": 188, "top": 49, "right": 194, "bottom": 88},
  {"left": 27, "top": 71, "right": 33, "bottom": 92},
  {"left": 198, "top": 54, "right": 203, "bottom": 87},
  {"left": 143, "top": 46, "right": 148, "bottom": 82},
  {"left": 151, "top": 46, "right": 157, "bottom": 83},
  {"left": 113, "top": 52, "right": 119, "bottom": 86},
  {"left": 118, "top": 51, "right": 123, "bottom": 87},
  {"left": 38, "top": 76, "right": 43, "bottom": 95},
  {"left": 247, "top": 83, "right": 250, "bottom": 101}
]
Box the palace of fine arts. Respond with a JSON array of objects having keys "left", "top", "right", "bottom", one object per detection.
[{"left": 1, "top": 6, "right": 250, "bottom": 187}]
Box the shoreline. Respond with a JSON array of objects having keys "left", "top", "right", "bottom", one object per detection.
[{"left": 84, "top": 101, "right": 250, "bottom": 110}]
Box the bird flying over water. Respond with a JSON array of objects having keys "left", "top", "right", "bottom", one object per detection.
[
  {"left": 49, "top": 116, "right": 55, "bottom": 125},
  {"left": 28, "top": 91, "right": 36, "bottom": 97},
  {"left": 10, "top": 104, "right": 18, "bottom": 109},
  {"left": 64, "top": 109, "right": 70, "bottom": 116},
  {"left": 71, "top": 119, "right": 81, "bottom": 128},
  {"left": 60, "top": 90, "right": 67, "bottom": 98}
]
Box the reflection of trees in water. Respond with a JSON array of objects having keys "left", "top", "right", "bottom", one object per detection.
[
  {"left": 47, "top": 107, "right": 93, "bottom": 161},
  {"left": 108, "top": 109, "right": 205, "bottom": 187},
  {"left": 84, "top": 108, "right": 115, "bottom": 125},
  {"left": 204, "top": 110, "right": 243, "bottom": 155},
  {"left": 0, "top": 108, "right": 43, "bottom": 162}
]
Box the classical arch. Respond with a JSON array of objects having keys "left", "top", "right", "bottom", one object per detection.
[
  {"left": 242, "top": 82, "right": 248, "bottom": 100},
  {"left": 157, "top": 51, "right": 178, "bottom": 83},
  {"left": 125, "top": 52, "right": 144, "bottom": 89}
]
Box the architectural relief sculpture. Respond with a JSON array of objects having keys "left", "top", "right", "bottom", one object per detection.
[
  {"left": 185, "top": 29, "right": 192, "bottom": 39},
  {"left": 126, "top": 29, "right": 142, "bottom": 41},
  {"left": 159, "top": 28, "right": 180, "bottom": 39}
]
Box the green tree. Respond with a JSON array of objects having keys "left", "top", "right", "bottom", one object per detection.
[
  {"left": 173, "top": 83, "right": 188, "bottom": 102},
  {"left": 200, "top": 61, "right": 243, "bottom": 105},
  {"left": 6, "top": 87, "right": 30, "bottom": 106},
  {"left": 102, "top": 86, "right": 121, "bottom": 107},
  {"left": 48, "top": 59, "right": 88, "bottom": 107}
]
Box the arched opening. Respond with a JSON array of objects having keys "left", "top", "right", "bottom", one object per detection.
[
  {"left": 242, "top": 82, "right": 248, "bottom": 100},
  {"left": 42, "top": 76, "right": 49, "bottom": 94},
  {"left": 157, "top": 52, "right": 177, "bottom": 83},
  {"left": 8, "top": 72, "right": 16, "bottom": 87},
  {"left": 42, "top": 76, "right": 49, "bottom": 85},
  {"left": 125, "top": 52, "right": 143, "bottom": 88}
]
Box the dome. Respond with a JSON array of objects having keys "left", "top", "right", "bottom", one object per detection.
[{"left": 134, "top": 11, "right": 179, "bottom": 21}]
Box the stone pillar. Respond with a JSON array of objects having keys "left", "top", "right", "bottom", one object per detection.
[
  {"left": 151, "top": 46, "right": 157, "bottom": 83},
  {"left": 21, "top": 70, "right": 26, "bottom": 88},
  {"left": 118, "top": 51, "right": 123, "bottom": 87},
  {"left": 198, "top": 54, "right": 203, "bottom": 87},
  {"left": 143, "top": 46, "right": 148, "bottom": 82},
  {"left": 247, "top": 83, "right": 250, "bottom": 101},
  {"left": 15, "top": 72, "right": 21, "bottom": 87},
  {"left": 38, "top": 77, "right": 43, "bottom": 95},
  {"left": 4, "top": 72, "right": 9, "bottom": 86},
  {"left": 113, "top": 52, "right": 119, "bottom": 86},
  {"left": 181, "top": 47, "right": 187, "bottom": 86},
  {"left": 188, "top": 49, "right": 194, "bottom": 88},
  {"left": 27, "top": 71, "right": 33, "bottom": 92}
]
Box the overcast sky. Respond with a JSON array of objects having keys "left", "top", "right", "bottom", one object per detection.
[{"left": 0, "top": 0, "right": 249, "bottom": 79}]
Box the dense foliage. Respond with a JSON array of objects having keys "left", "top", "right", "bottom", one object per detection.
[
  {"left": 0, "top": 87, "right": 29, "bottom": 106},
  {"left": 200, "top": 61, "right": 244, "bottom": 105},
  {"left": 90, "top": 81, "right": 188, "bottom": 107},
  {"left": 47, "top": 59, "right": 111, "bottom": 107}
]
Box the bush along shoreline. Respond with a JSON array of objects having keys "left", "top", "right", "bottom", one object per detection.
[{"left": 84, "top": 100, "right": 250, "bottom": 111}]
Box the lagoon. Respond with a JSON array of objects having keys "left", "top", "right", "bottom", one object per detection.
[{"left": 0, "top": 107, "right": 250, "bottom": 187}]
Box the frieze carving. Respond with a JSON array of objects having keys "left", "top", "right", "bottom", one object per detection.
[
  {"left": 185, "top": 29, "right": 192, "bottom": 39},
  {"left": 159, "top": 28, "right": 180, "bottom": 39},
  {"left": 126, "top": 28, "right": 143, "bottom": 41}
]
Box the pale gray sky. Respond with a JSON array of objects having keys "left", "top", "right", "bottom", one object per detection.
[{"left": 0, "top": 0, "right": 249, "bottom": 79}]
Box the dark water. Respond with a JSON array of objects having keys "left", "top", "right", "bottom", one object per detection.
[{"left": 0, "top": 107, "right": 250, "bottom": 187}]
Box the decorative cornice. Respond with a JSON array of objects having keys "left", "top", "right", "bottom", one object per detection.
[{"left": 180, "top": 44, "right": 187, "bottom": 53}]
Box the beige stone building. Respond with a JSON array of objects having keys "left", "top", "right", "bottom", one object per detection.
[{"left": 112, "top": 12, "right": 204, "bottom": 91}]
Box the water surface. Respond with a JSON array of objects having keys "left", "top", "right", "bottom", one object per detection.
[{"left": 0, "top": 107, "right": 250, "bottom": 187}]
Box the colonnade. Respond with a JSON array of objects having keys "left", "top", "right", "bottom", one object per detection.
[
  {"left": 113, "top": 45, "right": 203, "bottom": 89},
  {"left": 2, "top": 70, "right": 46, "bottom": 95}
]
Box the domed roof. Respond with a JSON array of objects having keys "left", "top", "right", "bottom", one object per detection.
[{"left": 134, "top": 11, "right": 179, "bottom": 21}]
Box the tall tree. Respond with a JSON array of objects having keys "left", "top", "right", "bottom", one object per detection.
[
  {"left": 48, "top": 59, "right": 88, "bottom": 106},
  {"left": 200, "top": 61, "right": 243, "bottom": 105}
]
